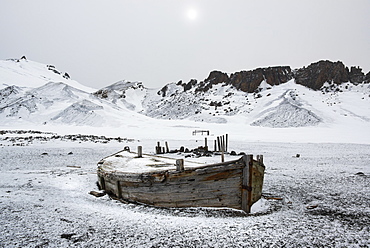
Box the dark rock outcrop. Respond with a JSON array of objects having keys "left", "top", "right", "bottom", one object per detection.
[
  {"left": 94, "top": 89, "right": 109, "bottom": 99},
  {"left": 206, "top": 71, "right": 230, "bottom": 85},
  {"left": 230, "top": 66, "right": 292, "bottom": 93},
  {"left": 63, "top": 72, "right": 70, "bottom": 79},
  {"left": 182, "top": 67, "right": 293, "bottom": 94},
  {"left": 179, "top": 79, "right": 198, "bottom": 92},
  {"left": 195, "top": 71, "right": 230, "bottom": 92},
  {"left": 294, "top": 60, "right": 366, "bottom": 89},
  {"left": 158, "top": 85, "right": 168, "bottom": 97},
  {"left": 230, "top": 69, "right": 264, "bottom": 93},
  {"left": 349, "top": 66, "right": 365, "bottom": 84},
  {"left": 158, "top": 61, "right": 367, "bottom": 97},
  {"left": 295, "top": 61, "right": 348, "bottom": 90}
]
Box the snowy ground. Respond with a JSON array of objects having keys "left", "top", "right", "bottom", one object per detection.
[{"left": 0, "top": 136, "right": 369, "bottom": 247}]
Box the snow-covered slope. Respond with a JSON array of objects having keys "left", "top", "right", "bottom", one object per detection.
[
  {"left": 0, "top": 57, "right": 96, "bottom": 93},
  {"left": 132, "top": 79, "right": 369, "bottom": 128},
  {"left": 0, "top": 58, "right": 160, "bottom": 130},
  {"left": 93, "top": 80, "right": 152, "bottom": 112},
  {"left": 0, "top": 57, "right": 369, "bottom": 143}
]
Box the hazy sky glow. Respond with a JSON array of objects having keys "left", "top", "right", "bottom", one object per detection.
[{"left": 1, "top": 0, "right": 369, "bottom": 89}]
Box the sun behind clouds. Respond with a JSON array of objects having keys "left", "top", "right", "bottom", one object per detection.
[{"left": 186, "top": 8, "right": 198, "bottom": 21}]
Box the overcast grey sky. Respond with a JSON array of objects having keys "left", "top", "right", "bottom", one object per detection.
[{"left": 1, "top": 0, "right": 369, "bottom": 89}]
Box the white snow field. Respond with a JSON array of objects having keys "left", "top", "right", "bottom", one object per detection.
[
  {"left": 0, "top": 58, "right": 369, "bottom": 247},
  {"left": 0, "top": 135, "right": 369, "bottom": 247}
]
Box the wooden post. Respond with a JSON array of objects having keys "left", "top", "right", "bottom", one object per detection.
[
  {"left": 221, "top": 135, "right": 225, "bottom": 153},
  {"left": 176, "top": 159, "right": 184, "bottom": 172},
  {"left": 225, "top": 134, "right": 228, "bottom": 152},
  {"left": 257, "top": 155, "right": 263, "bottom": 164},
  {"left": 221, "top": 145, "right": 225, "bottom": 163},
  {"left": 165, "top": 142, "right": 169, "bottom": 153},
  {"left": 137, "top": 146, "right": 143, "bottom": 158},
  {"left": 214, "top": 140, "right": 216, "bottom": 152},
  {"left": 204, "top": 137, "right": 208, "bottom": 151},
  {"left": 156, "top": 142, "right": 163, "bottom": 154},
  {"left": 217, "top": 136, "right": 221, "bottom": 152},
  {"left": 242, "top": 154, "right": 253, "bottom": 213}
]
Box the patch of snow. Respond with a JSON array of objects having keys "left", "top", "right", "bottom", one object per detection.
[
  {"left": 51, "top": 100, "right": 105, "bottom": 126},
  {"left": 250, "top": 198, "right": 270, "bottom": 214},
  {"left": 251, "top": 99, "right": 321, "bottom": 128}
]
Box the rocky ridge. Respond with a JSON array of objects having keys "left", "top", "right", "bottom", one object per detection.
[
  {"left": 161, "top": 60, "right": 368, "bottom": 95},
  {"left": 138, "top": 60, "right": 369, "bottom": 124}
]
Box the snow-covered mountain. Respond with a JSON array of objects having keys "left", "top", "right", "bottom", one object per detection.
[
  {"left": 0, "top": 58, "right": 159, "bottom": 130},
  {"left": 0, "top": 57, "right": 369, "bottom": 143},
  {"left": 94, "top": 62, "right": 369, "bottom": 128}
]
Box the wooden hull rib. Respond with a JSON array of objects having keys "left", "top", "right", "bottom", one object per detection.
[{"left": 97, "top": 152, "right": 265, "bottom": 213}]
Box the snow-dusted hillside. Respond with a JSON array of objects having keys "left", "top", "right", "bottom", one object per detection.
[
  {"left": 0, "top": 58, "right": 166, "bottom": 131},
  {"left": 121, "top": 78, "right": 369, "bottom": 129},
  {"left": 0, "top": 57, "right": 95, "bottom": 93},
  {"left": 0, "top": 57, "right": 369, "bottom": 143}
]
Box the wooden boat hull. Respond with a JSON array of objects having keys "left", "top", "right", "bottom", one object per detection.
[{"left": 97, "top": 153, "right": 265, "bottom": 213}]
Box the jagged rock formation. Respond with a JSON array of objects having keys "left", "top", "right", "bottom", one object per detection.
[
  {"left": 163, "top": 60, "right": 368, "bottom": 95},
  {"left": 230, "top": 67, "right": 293, "bottom": 93},
  {"left": 169, "top": 67, "right": 293, "bottom": 94},
  {"left": 295, "top": 60, "right": 367, "bottom": 90}
]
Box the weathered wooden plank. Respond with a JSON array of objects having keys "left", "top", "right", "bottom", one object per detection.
[
  {"left": 104, "top": 180, "right": 117, "bottom": 195},
  {"left": 125, "top": 191, "right": 241, "bottom": 209},
  {"left": 251, "top": 159, "right": 265, "bottom": 204},
  {"left": 145, "top": 196, "right": 241, "bottom": 209},
  {"left": 117, "top": 178, "right": 241, "bottom": 195},
  {"left": 126, "top": 188, "right": 241, "bottom": 202},
  {"left": 103, "top": 163, "right": 255, "bottom": 192},
  {"left": 241, "top": 155, "right": 253, "bottom": 213},
  {"left": 167, "top": 169, "right": 241, "bottom": 183},
  {"left": 152, "top": 201, "right": 241, "bottom": 209},
  {"left": 116, "top": 180, "right": 122, "bottom": 198},
  {"left": 99, "top": 162, "right": 244, "bottom": 185},
  {"left": 169, "top": 163, "right": 243, "bottom": 178},
  {"left": 154, "top": 198, "right": 241, "bottom": 209},
  {"left": 112, "top": 178, "right": 242, "bottom": 209}
]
